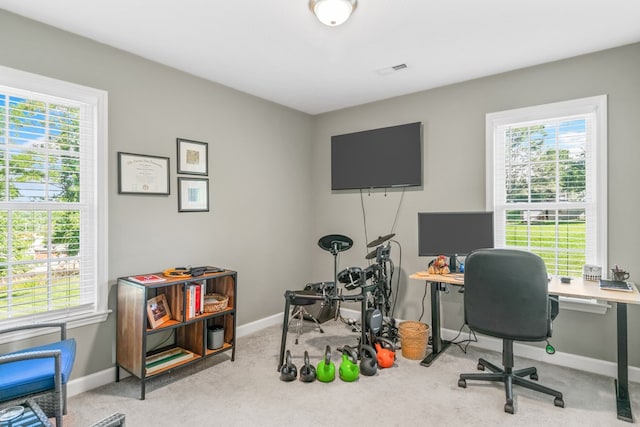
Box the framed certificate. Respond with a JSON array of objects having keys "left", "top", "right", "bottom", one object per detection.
[{"left": 118, "top": 152, "right": 170, "bottom": 195}]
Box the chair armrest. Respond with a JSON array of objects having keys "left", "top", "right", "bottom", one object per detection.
[
  {"left": 0, "top": 323, "right": 67, "bottom": 340},
  {"left": 0, "top": 349, "right": 62, "bottom": 366}
]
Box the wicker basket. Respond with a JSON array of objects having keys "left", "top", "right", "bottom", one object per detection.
[
  {"left": 203, "top": 293, "right": 229, "bottom": 313},
  {"left": 398, "top": 321, "right": 429, "bottom": 360}
]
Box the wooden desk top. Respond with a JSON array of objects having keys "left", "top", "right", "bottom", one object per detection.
[
  {"left": 410, "top": 271, "right": 464, "bottom": 285},
  {"left": 410, "top": 272, "right": 640, "bottom": 305}
]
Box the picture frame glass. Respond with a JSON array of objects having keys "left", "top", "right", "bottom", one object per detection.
[
  {"left": 177, "top": 139, "right": 208, "bottom": 175},
  {"left": 146, "top": 294, "right": 172, "bottom": 328},
  {"left": 118, "top": 152, "right": 170, "bottom": 195},
  {"left": 178, "top": 178, "right": 209, "bottom": 212}
]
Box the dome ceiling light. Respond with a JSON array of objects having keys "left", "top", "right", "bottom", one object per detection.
[{"left": 309, "top": 0, "right": 357, "bottom": 27}]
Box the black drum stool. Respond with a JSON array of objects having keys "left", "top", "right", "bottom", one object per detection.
[{"left": 288, "top": 289, "right": 324, "bottom": 344}]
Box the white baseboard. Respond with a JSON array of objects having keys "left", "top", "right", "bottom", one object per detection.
[
  {"left": 440, "top": 327, "right": 640, "bottom": 384},
  {"left": 67, "top": 311, "right": 638, "bottom": 397}
]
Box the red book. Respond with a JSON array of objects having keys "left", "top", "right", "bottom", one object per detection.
[{"left": 194, "top": 284, "right": 202, "bottom": 315}]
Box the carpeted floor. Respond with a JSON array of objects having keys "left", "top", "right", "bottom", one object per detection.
[{"left": 67, "top": 320, "right": 638, "bottom": 426}]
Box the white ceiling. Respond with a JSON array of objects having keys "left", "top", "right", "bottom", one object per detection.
[{"left": 2, "top": 1, "right": 640, "bottom": 115}]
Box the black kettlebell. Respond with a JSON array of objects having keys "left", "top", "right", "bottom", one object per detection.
[
  {"left": 280, "top": 350, "right": 297, "bottom": 382},
  {"left": 299, "top": 350, "right": 317, "bottom": 383},
  {"left": 359, "top": 344, "right": 378, "bottom": 376}
]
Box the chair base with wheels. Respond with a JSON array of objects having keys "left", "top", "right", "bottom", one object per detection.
[{"left": 458, "top": 339, "right": 564, "bottom": 414}]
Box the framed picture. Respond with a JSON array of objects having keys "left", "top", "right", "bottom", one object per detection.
[
  {"left": 118, "top": 152, "right": 170, "bottom": 195},
  {"left": 146, "top": 294, "right": 172, "bottom": 329},
  {"left": 178, "top": 177, "right": 209, "bottom": 212},
  {"left": 177, "top": 138, "right": 208, "bottom": 175}
]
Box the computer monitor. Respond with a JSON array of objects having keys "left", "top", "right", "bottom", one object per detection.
[{"left": 418, "top": 211, "right": 494, "bottom": 272}]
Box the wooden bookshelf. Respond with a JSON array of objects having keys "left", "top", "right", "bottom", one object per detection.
[{"left": 116, "top": 269, "right": 237, "bottom": 399}]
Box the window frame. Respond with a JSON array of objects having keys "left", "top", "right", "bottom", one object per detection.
[
  {"left": 0, "top": 65, "right": 109, "bottom": 341},
  {"left": 486, "top": 96, "right": 608, "bottom": 312}
]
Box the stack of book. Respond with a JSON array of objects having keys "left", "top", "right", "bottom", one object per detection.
[
  {"left": 145, "top": 347, "right": 195, "bottom": 374},
  {"left": 185, "top": 281, "right": 206, "bottom": 320}
]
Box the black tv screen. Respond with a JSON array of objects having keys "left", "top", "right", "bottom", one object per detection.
[
  {"left": 418, "top": 212, "right": 494, "bottom": 257},
  {"left": 331, "top": 122, "right": 422, "bottom": 190}
]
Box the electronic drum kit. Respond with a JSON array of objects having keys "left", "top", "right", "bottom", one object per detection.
[
  {"left": 279, "top": 232, "right": 399, "bottom": 377},
  {"left": 325, "top": 232, "right": 397, "bottom": 343}
]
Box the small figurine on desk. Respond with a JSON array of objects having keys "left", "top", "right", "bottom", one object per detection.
[{"left": 428, "top": 255, "right": 450, "bottom": 275}]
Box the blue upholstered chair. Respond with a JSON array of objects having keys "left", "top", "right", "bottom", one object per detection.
[{"left": 0, "top": 323, "right": 76, "bottom": 426}]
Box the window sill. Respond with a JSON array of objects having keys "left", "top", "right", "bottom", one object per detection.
[
  {"left": 559, "top": 296, "right": 610, "bottom": 314},
  {"left": 0, "top": 310, "right": 111, "bottom": 344}
]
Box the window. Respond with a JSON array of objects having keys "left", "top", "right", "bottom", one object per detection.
[
  {"left": 0, "top": 66, "right": 108, "bottom": 336},
  {"left": 486, "top": 96, "right": 607, "bottom": 277}
]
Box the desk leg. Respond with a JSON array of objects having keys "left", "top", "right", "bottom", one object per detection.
[
  {"left": 420, "top": 281, "right": 451, "bottom": 367},
  {"left": 615, "top": 302, "right": 633, "bottom": 422}
]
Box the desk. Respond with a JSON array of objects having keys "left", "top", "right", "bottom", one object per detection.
[{"left": 410, "top": 272, "right": 640, "bottom": 423}]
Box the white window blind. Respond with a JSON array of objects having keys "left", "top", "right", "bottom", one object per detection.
[
  {"left": 0, "top": 66, "right": 108, "bottom": 330},
  {"left": 487, "top": 96, "right": 607, "bottom": 277}
]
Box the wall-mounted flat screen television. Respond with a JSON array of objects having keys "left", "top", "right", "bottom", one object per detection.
[
  {"left": 418, "top": 211, "right": 494, "bottom": 271},
  {"left": 331, "top": 122, "right": 422, "bottom": 190}
]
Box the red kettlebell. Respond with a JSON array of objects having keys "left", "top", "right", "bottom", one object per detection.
[{"left": 374, "top": 337, "right": 396, "bottom": 368}]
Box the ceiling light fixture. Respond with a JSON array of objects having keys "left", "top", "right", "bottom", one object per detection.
[{"left": 309, "top": 0, "right": 357, "bottom": 27}]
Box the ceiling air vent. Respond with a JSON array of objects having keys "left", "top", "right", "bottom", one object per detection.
[{"left": 375, "top": 63, "right": 408, "bottom": 76}]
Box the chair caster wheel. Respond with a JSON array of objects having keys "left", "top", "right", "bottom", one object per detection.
[
  {"left": 504, "top": 403, "right": 514, "bottom": 414},
  {"left": 530, "top": 373, "right": 538, "bottom": 381},
  {"left": 458, "top": 379, "right": 467, "bottom": 388},
  {"left": 554, "top": 397, "right": 565, "bottom": 408},
  {"left": 477, "top": 363, "right": 485, "bottom": 371}
]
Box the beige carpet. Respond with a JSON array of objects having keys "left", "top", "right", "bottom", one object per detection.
[{"left": 67, "top": 320, "right": 638, "bottom": 426}]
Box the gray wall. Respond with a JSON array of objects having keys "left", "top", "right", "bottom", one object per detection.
[
  {"left": 0, "top": 10, "right": 315, "bottom": 378},
  {"left": 311, "top": 43, "right": 640, "bottom": 365},
  {"left": 1, "top": 8, "right": 638, "bottom": 379}
]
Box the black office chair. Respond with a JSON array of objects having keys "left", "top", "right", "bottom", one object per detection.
[{"left": 458, "top": 248, "right": 564, "bottom": 414}]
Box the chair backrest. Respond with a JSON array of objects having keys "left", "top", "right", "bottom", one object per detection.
[{"left": 464, "top": 248, "right": 551, "bottom": 341}]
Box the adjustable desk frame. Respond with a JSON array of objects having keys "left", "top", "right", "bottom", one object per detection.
[{"left": 410, "top": 272, "right": 639, "bottom": 423}]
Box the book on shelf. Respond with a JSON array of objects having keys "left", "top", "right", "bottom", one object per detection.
[
  {"left": 599, "top": 279, "right": 634, "bottom": 292},
  {"left": 129, "top": 274, "right": 166, "bottom": 284},
  {"left": 145, "top": 347, "right": 195, "bottom": 374},
  {"left": 185, "top": 281, "right": 205, "bottom": 320}
]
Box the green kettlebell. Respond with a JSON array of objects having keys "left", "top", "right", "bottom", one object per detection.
[
  {"left": 339, "top": 345, "right": 359, "bottom": 382},
  {"left": 316, "top": 345, "right": 335, "bottom": 383}
]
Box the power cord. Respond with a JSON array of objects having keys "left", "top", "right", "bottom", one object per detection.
[
  {"left": 390, "top": 239, "right": 402, "bottom": 318},
  {"left": 146, "top": 329, "right": 175, "bottom": 352},
  {"left": 418, "top": 281, "right": 428, "bottom": 322},
  {"left": 448, "top": 323, "right": 478, "bottom": 354}
]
